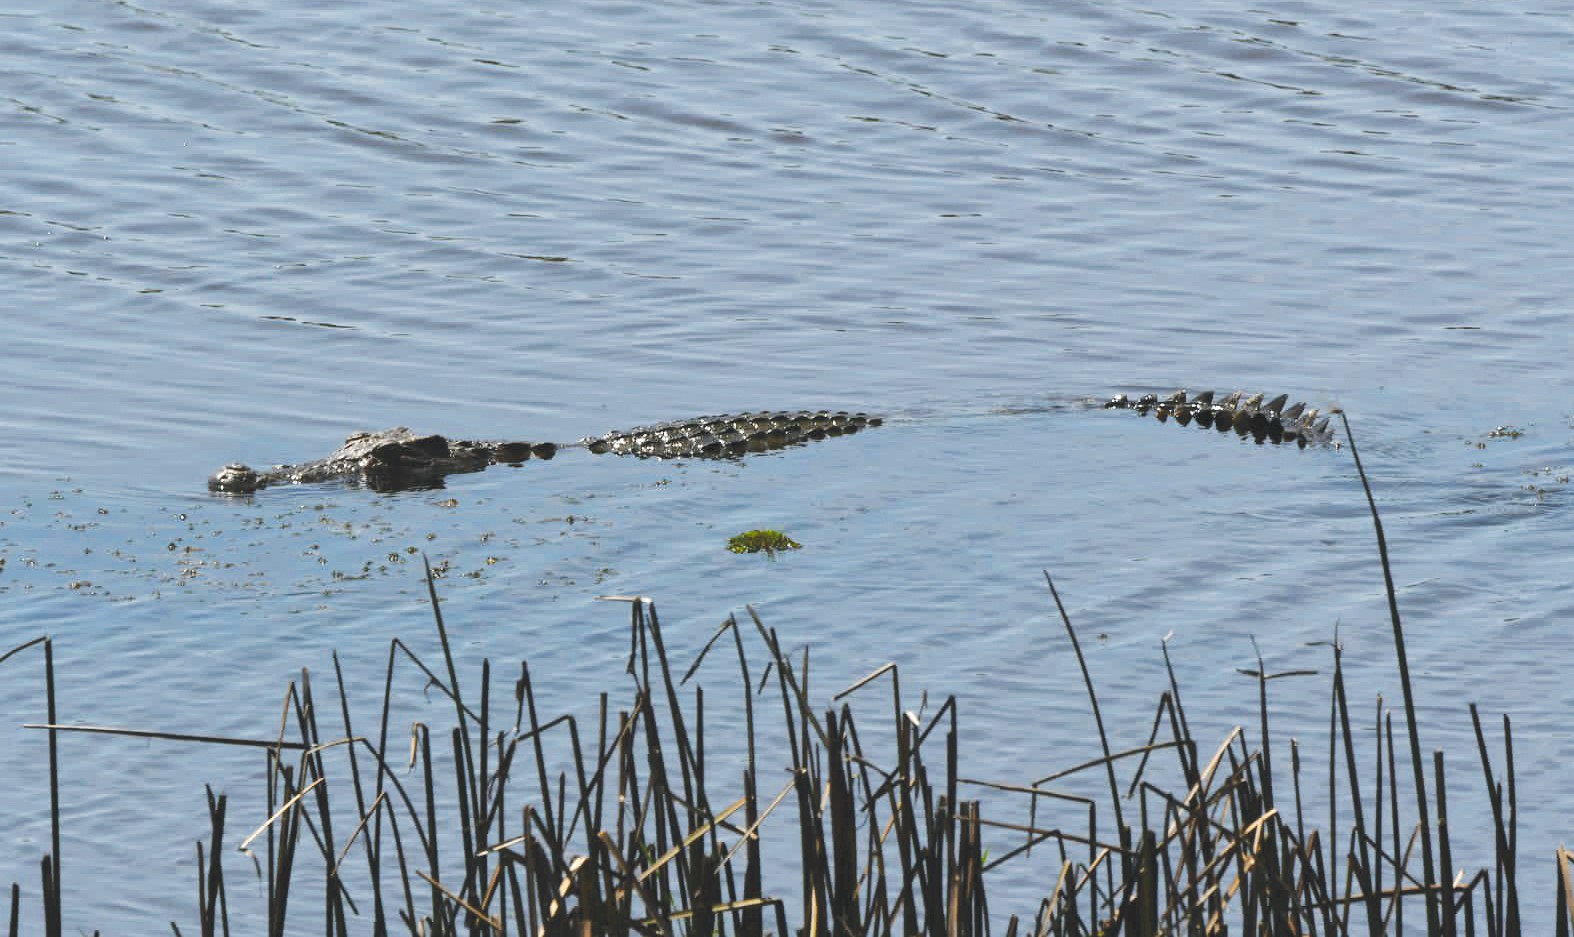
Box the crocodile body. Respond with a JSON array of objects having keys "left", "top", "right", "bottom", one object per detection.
[
  {"left": 207, "top": 392, "right": 1330, "bottom": 494},
  {"left": 584, "top": 410, "right": 881, "bottom": 459}
]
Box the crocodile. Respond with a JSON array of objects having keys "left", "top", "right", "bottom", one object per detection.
[
  {"left": 207, "top": 391, "right": 1333, "bottom": 494},
  {"left": 208, "top": 410, "right": 883, "bottom": 494}
]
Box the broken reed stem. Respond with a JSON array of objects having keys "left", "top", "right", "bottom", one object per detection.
[{"left": 0, "top": 637, "right": 62, "bottom": 937}]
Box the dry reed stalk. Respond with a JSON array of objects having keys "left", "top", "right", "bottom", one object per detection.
[{"left": 4, "top": 416, "right": 1565, "bottom": 935}]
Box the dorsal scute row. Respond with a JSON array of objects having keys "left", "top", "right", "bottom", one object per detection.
[
  {"left": 1104, "top": 389, "right": 1335, "bottom": 447},
  {"left": 584, "top": 410, "right": 883, "bottom": 459}
]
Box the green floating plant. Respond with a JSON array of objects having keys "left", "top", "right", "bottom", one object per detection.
[{"left": 726, "top": 529, "right": 802, "bottom": 556}]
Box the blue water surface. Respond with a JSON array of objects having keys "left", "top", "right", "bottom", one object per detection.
[{"left": 2, "top": 0, "right": 1572, "bottom": 930}]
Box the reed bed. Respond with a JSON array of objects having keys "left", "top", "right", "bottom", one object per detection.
[{"left": 3, "top": 414, "right": 1566, "bottom": 936}]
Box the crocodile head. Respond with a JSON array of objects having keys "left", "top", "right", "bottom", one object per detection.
[{"left": 209, "top": 463, "right": 261, "bottom": 494}]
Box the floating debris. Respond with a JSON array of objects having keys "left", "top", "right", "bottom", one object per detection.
[{"left": 726, "top": 529, "right": 802, "bottom": 556}]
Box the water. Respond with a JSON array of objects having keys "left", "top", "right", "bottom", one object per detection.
[{"left": 3, "top": 0, "right": 1572, "bottom": 930}]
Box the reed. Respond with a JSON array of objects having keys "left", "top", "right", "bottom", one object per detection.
[{"left": 1, "top": 416, "right": 1564, "bottom": 934}]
